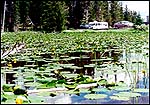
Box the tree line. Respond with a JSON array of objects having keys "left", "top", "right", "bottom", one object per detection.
[{"left": 1, "top": 0, "right": 143, "bottom": 32}]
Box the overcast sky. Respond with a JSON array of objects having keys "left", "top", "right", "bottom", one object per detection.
[{"left": 121, "top": 1, "right": 149, "bottom": 22}]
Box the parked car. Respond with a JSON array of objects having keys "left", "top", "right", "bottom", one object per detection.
[
  {"left": 79, "top": 24, "right": 91, "bottom": 29},
  {"left": 113, "top": 21, "right": 134, "bottom": 29}
]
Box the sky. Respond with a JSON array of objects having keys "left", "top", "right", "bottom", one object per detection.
[{"left": 121, "top": 1, "right": 149, "bottom": 22}]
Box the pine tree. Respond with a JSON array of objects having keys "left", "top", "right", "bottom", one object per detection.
[
  {"left": 110, "top": 1, "right": 120, "bottom": 25},
  {"left": 123, "top": 5, "right": 130, "bottom": 21},
  {"left": 19, "top": 1, "right": 31, "bottom": 30},
  {"left": 29, "top": 1, "right": 42, "bottom": 31},
  {"left": 80, "top": 1, "right": 90, "bottom": 24},
  {"left": 40, "top": 1, "right": 68, "bottom": 32},
  {"left": 101, "top": 1, "right": 109, "bottom": 22},
  {"left": 132, "top": 11, "right": 137, "bottom": 24},
  {"left": 118, "top": 2, "right": 124, "bottom": 21},
  {"left": 135, "top": 13, "right": 143, "bottom": 25},
  {"left": 13, "top": 1, "right": 20, "bottom": 31}
]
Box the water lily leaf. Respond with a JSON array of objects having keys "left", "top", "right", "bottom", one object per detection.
[
  {"left": 24, "top": 65, "right": 38, "bottom": 68},
  {"left": 113, "top": 92, "right": 141, "bottom": 97},
  {"left": 97, "top": 79, "right": 108, "bottom": 86},
  {"left": 63, "top": 74, "right": 79, "bottom": 78},
  {"left": 65, "top": 89, "right": 79, "bottom": 94},
  {"left": 110, "top": 96, "right": 130, "bottom": 101},
  {"left": 61, "top": 71, "right": 71, "bottom": 74},
  {"left": 114, "top": 87, "right": 131, "bottom": 91},
  {"left": 79, "top": 88, "right": 91, "bottom": 93},
  {"left": 27, "top": 96, "right": 45, "bottom": 103},
  {"left": 133, "top": 88, "right": 149, "bottom": 93},
  {"left": 92, "top": 88, "right": 109, "bottom": 92},
  {"left": 58, "top": 63, "right": 74, "bottom": 68},
  {"left": 65, "top": 84, "right": 77, "bottom": 89},
  {"left": 109, "top": 86, "right": 131, "bottom": 91},
  {"left": 37, "top": 91, "right": 51, "bottom": 96},
  {"left": 84, "top": 64, "right": 95, "bottom": 68},
  {"left": 117, "top": 81, "right": 127, "bottom": 87},
  {"left": 84, "top": 94, "right": 107, "bottom": 100}
]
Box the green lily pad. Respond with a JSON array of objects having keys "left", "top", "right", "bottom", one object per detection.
[
  {"left": 97, "top": 79, "right": 108, "bottom": 86},
  {"left": 110, "top": 96, "right": 130, "bottom": 101},
  {"left": 113, "top": 92, "right": 141, "bottom": 97},
  {"left": 65, "top": 84, "right": 77, "bottom": 89},
  {"left": 84, "top": 64, "right": 95, "bottom": 68},
  {"left": 133, "top": 88, "right": 149, "bottom": 93},
  {"left": 109, "top": 86, "right": 131, "bottom": 91},
  {"left": 92, "top": 88, "right": 109, "bottom": 92},
  {"left": 27, "top": 96, "right": 45, "bottom": 103},
  {"left": 37, "top": 91, "right": 51, "bottom": 96},
  {"left": 63, "top": 73, "right": 79, "bottom": 78},
  {"left": 65, "top": 89, "right": 79, "bottom": 94},
  {"left": 24, "top": 65, "right": 38, "bottom": 68},
  {"left": 84, "top": 94, "right": 107, "bottom": 100},
  {"left": 69, "top": 66, "right": 83, "bottom": 69},
  {"left": 79, "top": 88, "right": 91, "bottom": 93}
]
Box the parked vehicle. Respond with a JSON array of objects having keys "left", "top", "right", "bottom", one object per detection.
[
  {"left": 113, "top": 21, "right": 134, "bottom": 29},
  {"left": 88, "top": 21, "right": 109, "bottom": 30},
  {"left": 79, "top": 24, "right": 91, "bottom": 29}
]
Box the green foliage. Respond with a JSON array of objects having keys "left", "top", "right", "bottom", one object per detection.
[
  {"left": 13, "top": 88, "right": 27, "bottom": 95},
  {"left": 84, "top": 94, "right": 107, "bottom": 100},
  {"left": 1, "top": 94, "right": 8, "bottom": 102},
  {"left": 135, "top": 13, "right": 144, "bottom": 25},
  {"left": 133, "top": 24, "right": 149, "bottom": 31},
  {"left": 40, "top": 1, "right": 68, "bottom": 33},
  {"left": 97, "top": 79, "right": 108, "bottom": 86},
  {"left": 46, "top": 80, "right": 57, "bottom": 88},
  {"left": 110, "top": 1, "right": 121, "bottom": 25},
  {"left": 2, "top": 85, "right": 13, "bottom": 92},
  {"left": 5, "top": 0, "right": 145, "bottom": 31}
]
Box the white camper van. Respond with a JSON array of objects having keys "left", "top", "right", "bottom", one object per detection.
[{"left": 89, "top": 21, "right": 108, "bottom": 30}]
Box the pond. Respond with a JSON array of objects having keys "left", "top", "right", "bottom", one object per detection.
[{"left": 1, "top": 31, "right": 149, "bottom": 104}]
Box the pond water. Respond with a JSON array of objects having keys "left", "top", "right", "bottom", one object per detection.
[
  {"left": 28, "top": 49, "right": 149, "bottom": 104},
  {"left": 1, "top": 44, "right": 149, "bottom": 104},
  {"left": 28, "top": 84, "right": 149, "bottom": 104}
]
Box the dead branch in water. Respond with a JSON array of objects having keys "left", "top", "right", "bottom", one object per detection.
[{"left": 1, "top": 42, "right": 25, "bottom": 59}]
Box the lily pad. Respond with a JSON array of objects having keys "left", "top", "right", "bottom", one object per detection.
[
  {"left": 27, "top": 96, "right": 45, "bottom": 103},
  {"left": 92, "top": 88, "right": 110, "bottom": 92},
  {"left": 37, "top": 91, "right": 51, "bottom": 96},
  {"left": 65, "top": 89, "right": 79, "bottom": 94},
  {"left": 63, "top": 73, "right": 79, "bottom": 78},
  {"left": 79, "top": 88, "right": 91, "bottom": 93},
  {"left": 97, "top": 79, "right": 108, "bottom": 86},
  {"left": 133, "top": 88, "right": 149, "bottom": 93},
  {"left": 110, "top": 96, "right": 130, "bottom": 101},
  {"left": 84, "top": 94, "right": 107, "bottom": 100},
  {"left": 109, "top": 86, "right": 131, "bottom": 91},
  {"left": 84, "top": 64, "right": 95, "bottom": 68},
  {"left": 113, "top": 92, "right": 141, "bottom": 97}
]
